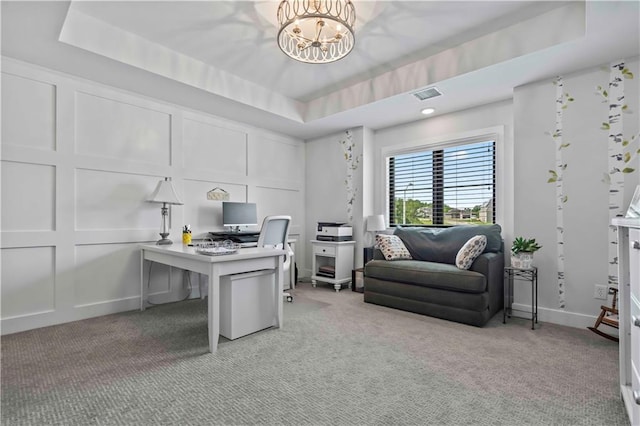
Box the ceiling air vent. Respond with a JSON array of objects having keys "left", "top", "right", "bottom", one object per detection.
[{"left": 413, "top": 87, "right": 442, "bottom": 101}]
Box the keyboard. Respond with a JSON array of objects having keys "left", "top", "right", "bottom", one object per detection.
[
  {"left": 209, "top": 232, "right": 259, "bottom": 244},
  {"left": 238, "top": 242, "right": 258, "bottom": 248},
  {"left": 232, "top": 235, "right": 259, "bottom": 243}
]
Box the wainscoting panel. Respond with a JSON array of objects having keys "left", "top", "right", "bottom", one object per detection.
[
  {"left": 73, "top": 243, "right": 141, "bottom": 307},
  {"left": 249, "top": 134, "right": 302, "bottom": 183},
  {"left": 182, "top": 179, "right": 247, "bottom": 235},
  {"left": 183, "top": 117, "right": 247, "bottom": 175},
  {"left": 0, "top": 57, "right": 305, "bottom": 335},
  {"left": 253, "top": 186, "right": 303, "bottom": 228},
  {"left": 1, "top": 161, "right": 56, "bottom": 232},
  {"left": 1, "top": 246, "right": 55, "bottom": 318},
  {"left": 75, "top": 169, "right": 161, "bottom": 231},
  {"left": 1, "top": 72, "right": 56, "bottom": 151},
  {"left": 75, "top": 91, "right": 171, "bottom": 165}
]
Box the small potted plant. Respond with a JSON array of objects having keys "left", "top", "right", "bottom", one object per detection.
[{"left": 511, "top": 237, "right": 542, "bottom": 269}]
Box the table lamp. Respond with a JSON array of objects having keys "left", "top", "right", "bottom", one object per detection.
[
  {"left": 149, "top": 177, "right": 183, "bottom": 245},
  {"left": 366, "top": 214, "right": 386, "bottom": 247}
]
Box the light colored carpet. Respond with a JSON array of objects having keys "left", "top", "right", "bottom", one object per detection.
[{"left": 1, "top": 282, "right": 628, "bottom": 425}]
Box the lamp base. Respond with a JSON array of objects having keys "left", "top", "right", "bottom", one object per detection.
[{"left": 157, "top": 232, "right": 172, "bottom": 245}]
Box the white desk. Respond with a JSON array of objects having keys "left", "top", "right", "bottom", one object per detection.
[{"left": 140, "top": 244, "right": 286, "bottom": 353}]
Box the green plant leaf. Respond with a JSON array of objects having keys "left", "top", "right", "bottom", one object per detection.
[
  {"left": 624, "top": 152, "right": 631, "bottom": 163},
  {"left": 601, "top": 122, "right": 610, "bottom": 130},
  {"left": 622, "top": 140, "right": 629, "bottom": 146},
  {"left": 622, "top": 104, "right": 628, "bottom": 111},
  {"left": 603, "top": 90, "right": 608, "bottom": 97},
  {"left": 559, "top": 143, "right": 571, "bottom": 150},
  {"left": 511, "top": 237, "right": 542, "bottom": 254},
  {"left": 547, "top": 178, "right": 557, "bottom": 183},
  {"left": 561, "top": 195, "right": 568, "bottom": 203},
  {"left": 622, "top": 167, "right": 635, "bottom": 173}
]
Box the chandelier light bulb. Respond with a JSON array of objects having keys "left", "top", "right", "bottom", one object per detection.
[{"left": 277, "top": 0, "right": 356, "bottom": 64}]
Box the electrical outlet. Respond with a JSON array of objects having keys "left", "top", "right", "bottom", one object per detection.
[{"left": 594, "top": 285, "right": 608, "bottom": 300}]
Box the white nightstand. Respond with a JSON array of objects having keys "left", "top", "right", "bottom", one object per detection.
[{"left": 311, "top": 240, "right": 356, "bottom": 292}]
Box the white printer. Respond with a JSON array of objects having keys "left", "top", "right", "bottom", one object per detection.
[{"left": 317, "top": 222, "right": 353, "bottom": 241}]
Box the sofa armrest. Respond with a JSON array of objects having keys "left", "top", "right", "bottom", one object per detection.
[
  {"left": 373, "top": 248, "right": 386, "bottom": 260},
  {"left": 470, "top": 252, "right": 505, "bottom": 313}
]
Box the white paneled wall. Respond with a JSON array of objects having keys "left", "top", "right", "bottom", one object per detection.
[{"left": 0, "top": 58, "right": 305, "bottom": 334}]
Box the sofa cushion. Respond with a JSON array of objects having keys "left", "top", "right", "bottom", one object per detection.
[
  {"left": 364, "top": 277, "right": 490, "bottom": 313},
  {"left": 364, "top": 259, "right": 487, "bottom": 293},
  {"left": 456, "top": 235, "right": 487, "bottom": 270},
  {"left": 394, "top": 224, "right": 502, "bottom": 265},
  {"left": 376, "top": 234, "right": 412, "bottom": 260}
]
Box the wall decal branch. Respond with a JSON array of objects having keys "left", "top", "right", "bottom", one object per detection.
[
  {"left": 338, "top": 130, "right": 359, "bottom": 223},
  {"left": 546, "top": 77, "right": 574, "bottom": 309},
  {"left": 601, "top": 61, "right": 638, "bottom": 286}
]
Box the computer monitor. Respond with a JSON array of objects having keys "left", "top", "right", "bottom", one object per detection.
[{"left": 222, "top": 202, "right": 258, "bottom": 232}]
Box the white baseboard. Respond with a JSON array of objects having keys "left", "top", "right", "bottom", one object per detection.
[
  {"left": 1, "top": 290, "right": 189, "bottom": 336},
  {"left": 510, "top": 302, "right": 600, "bottom": 330}
]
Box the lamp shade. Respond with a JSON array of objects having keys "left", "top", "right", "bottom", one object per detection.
[
  {"left": 149, "top": 178, "right": 183, "bottom": 205},
  {"left": 366, "top": 215, "right": 386, "bottom": 232}
]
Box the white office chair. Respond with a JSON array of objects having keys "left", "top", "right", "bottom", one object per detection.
[{"left": 257, "top": 215, "right": 294, "bottom": 302}]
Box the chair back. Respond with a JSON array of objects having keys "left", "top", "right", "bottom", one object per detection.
[
  {"left": 257, "top": 215, "right": 292, "bottom": 272},
  {"left": 257, "top": 215, "right": 291, "bottom": 248}
]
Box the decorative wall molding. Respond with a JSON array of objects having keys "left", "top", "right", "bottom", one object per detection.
[{"left": 0, "top": 58, "right": 305, "bottom": 335}]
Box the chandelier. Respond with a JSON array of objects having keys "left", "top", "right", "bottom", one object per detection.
[{"left": 277, "top": 0, "right": 356, "bottom": 64}]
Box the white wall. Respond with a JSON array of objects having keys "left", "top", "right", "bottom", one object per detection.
[
  {"left": 1, "top": 58, "right": 306, "bottom": 334},
  {"left": 513, "top": 58, "right": 639, "bottom": 328},
  {"left": 374, "top": 99, "right": 515, "bottom": 246},
  {"left": 362, "top": 59, "right": 639, "bottom": 329}
]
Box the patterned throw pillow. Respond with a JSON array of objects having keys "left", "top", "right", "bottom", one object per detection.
[
  {"left": 376, "top": 234, "right": 412, "bottom": 261},
  {"left": 455, "top": 235, "right": 487, "bottom": 270}
]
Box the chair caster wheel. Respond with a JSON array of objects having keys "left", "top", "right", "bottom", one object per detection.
[{"left": 286, "top": 296, "right": 293, "bottom": 302}]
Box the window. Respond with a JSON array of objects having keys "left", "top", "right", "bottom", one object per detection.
[{"left": 388, "top": 140, "right": 495, "bottom": 226}]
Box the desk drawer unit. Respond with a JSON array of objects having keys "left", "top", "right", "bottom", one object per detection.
[{"left": 220, "top": 269, "right": 276, "bottom": 340}]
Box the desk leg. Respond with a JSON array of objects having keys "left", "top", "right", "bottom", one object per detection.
[
  {"left": 289, "top": 252, "right": 296, "bottom": 290},
  {"left": 207, "top": 267, "right": 220, "bottom": 353},
  {"left": 275, "top": 255, "right": 283, "bottom": 329},
  {"left": 140, "top": 250, "right": 146, "bottom": 311}
]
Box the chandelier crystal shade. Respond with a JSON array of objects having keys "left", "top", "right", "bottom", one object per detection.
[{"left": 277, "top": 0, "right": 356, "bottom": 64}]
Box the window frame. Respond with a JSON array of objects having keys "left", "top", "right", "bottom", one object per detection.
[{"left": 381, "top": 126, "right": 505, "bottom": 228}]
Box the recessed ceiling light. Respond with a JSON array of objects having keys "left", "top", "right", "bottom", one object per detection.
[{"left": 421, "top": 108, "right": 435, "bottom": 115}]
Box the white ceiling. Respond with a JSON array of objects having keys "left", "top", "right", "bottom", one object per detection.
[{"left": 2, "top": 1, "right": 639, "bottom": 140}]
